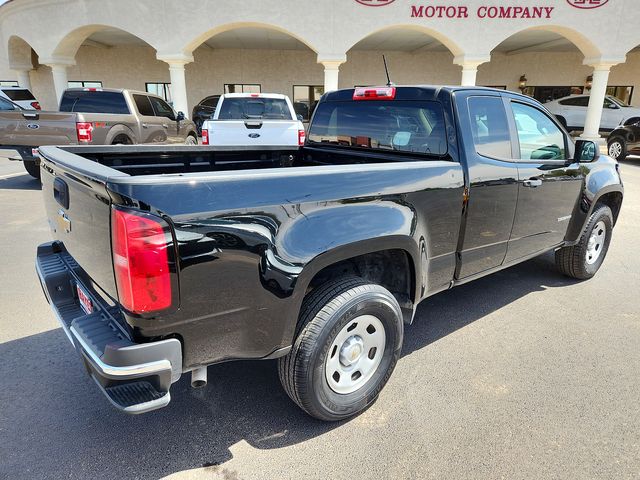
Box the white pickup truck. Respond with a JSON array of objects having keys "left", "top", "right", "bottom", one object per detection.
[{"left": 201, "top": 93, "right": 306, "bottom": 146}]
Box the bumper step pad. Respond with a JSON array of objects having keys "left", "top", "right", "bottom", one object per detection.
[{"left": 104, "top": 381, "right": 170, "bottom": 413}]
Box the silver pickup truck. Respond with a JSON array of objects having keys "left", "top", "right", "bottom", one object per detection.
[{"left": 0, "top": 88, "right": 198, "bottom": 178}]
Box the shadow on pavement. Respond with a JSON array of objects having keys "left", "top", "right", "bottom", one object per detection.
[
  {"left": 0, "top": 252, "right": 578, "bottom": 479},
  {"left": 0, "top": 173, "right": 41, "bottom": 191}
]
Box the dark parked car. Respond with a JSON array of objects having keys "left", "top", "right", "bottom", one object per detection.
[
  {"left": 607, "top": 122, "right": 640, "bottom": 161},
  {"left": 36, "top": 86, "right": 623, "bottom": 421},
  {"left": 191, "top": 95, "right": 220, "bottom": 135}
]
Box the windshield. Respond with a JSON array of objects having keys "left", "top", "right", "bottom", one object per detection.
[
  {"left": 308, "top": 100, "right": 447, "bottom": 156},
  {"left": 218, "top": 97, "right": 293, "bottom": 120}
]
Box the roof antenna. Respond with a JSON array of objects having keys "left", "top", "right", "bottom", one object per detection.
[{"left": 383, "top": 55, "right": 394, "bottom": 87}]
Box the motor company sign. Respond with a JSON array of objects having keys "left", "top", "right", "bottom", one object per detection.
[{"left": 356, "top": 0, "right": 609, "bottom": 19}]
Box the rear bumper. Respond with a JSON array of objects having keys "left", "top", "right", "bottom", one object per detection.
[{"left": 36, "top": 241, "right": 182, "bottom": 414}]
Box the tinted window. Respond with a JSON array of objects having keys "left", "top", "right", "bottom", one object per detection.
[
  {"left": 148, "top": 96, "right": 175, "bottom": 120},
  {"left": 468, "top": 96, "right": 511, "bottom": 159},
  {"left": 218, "top": 97, "right": 293, "bottom": 120},
  {"left": 0, "top": 97, "right": 19, "bottom": 110},
  {"left": 2, "top": 88, "right": 35, "bottom": 101},
  {"left": 559, "top": 97, "right": 589, "bottom": 107},
  {"left": 59, "top": 91, "right": 130, "bottom": 114},
  {"left": 201, "top": 97, "right": 219, "bottom": 107},
  {"left": 133, "top": 94, "right": 154, "bottom": 116},
  {"left": 511, "top": 102, "right": 566, "bottom": 161},
  {"left": 308, "top": 100, "right": 447, "bottom": 156}
]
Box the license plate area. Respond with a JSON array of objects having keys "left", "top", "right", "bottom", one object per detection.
[{"left": 76, "top": 283, "right": 94, "bottom": 315}]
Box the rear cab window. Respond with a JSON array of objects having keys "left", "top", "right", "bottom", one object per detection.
[
  {"left": 467, "top": 96, "right": 512, "bottom": 159},
  {"left": 218, "top": 97, "right": 293, "bottom": 120},
  {"left": 307, "top": 99, "right": 447, "bottom": 157},
  {"left": 1, "top": 89, "right": 35, "bottom": 101},
  {"left": 60, "top": 91, "right": 130, "bottom": 114}
]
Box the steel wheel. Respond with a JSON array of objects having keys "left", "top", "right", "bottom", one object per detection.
[
  {"left": 325, "top": 314, "right": 386, "bottom": 394},
  {"left": 586, "top": 220, "right": 607, "bottom": 265},
  {"left": 608, "top": 141, "right": 623, "bottom": 160}
]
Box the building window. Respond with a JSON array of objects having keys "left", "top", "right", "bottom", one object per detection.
[
  {"left": 483, "top": 85, "right": 507, "bottom": 90},
  {"left": 521, "top": 86, "right": 584, "bottom": 103},
  {"left": 68, "top": 81, "right": 103, "bottom": 88},
  {"left": 293, "top": 85, "right": 324, "bottom": 121},
  {"left": 606, "top": 86, "right": 634, "bottom": 104},
  {"left": 0, "top": 80, "right": 19, "bottom": 87},
  {"left": 146, "top": 83, "right": 172, "bottom": 103},
  {"left": 224, "top": 84, "right": 261, "bottom": 94}
]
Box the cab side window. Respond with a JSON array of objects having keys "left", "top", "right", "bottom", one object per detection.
[
  {"left": 510, "top": 102, "right": 566, "bottom": 161},
  {"left": 467, "top": 96, "right": 512, "bottom": 159},
  {"left": 148, "top": 96, "right": 175, "bottom": 120}
]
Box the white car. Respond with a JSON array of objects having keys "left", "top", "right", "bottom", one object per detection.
[
  {"left": 545, "top": 94, "right": 640, "bottom": 132},
  {"left": 201, "top": 93, "right": 305, "bottom": 147},
  {"left": 0, "top": 86, "right": 40, "bottom": 110}
]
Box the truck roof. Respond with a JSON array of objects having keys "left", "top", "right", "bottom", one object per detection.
[
  {"left": 323, "top": 85, "right": 525, "bottom": 102},
  {"left": 221, "top": 93, "right": 288, "bottom": 99}
]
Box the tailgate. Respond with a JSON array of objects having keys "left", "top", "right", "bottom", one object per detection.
[
  {"left": 38, "top": 146, "right": 128, "bottom": 300},
  {"left": 208, "top": 120, "right": 300, "bottom": 146},
  {"left": 7, "top": 110, "right": 78, "bottom": 145}
]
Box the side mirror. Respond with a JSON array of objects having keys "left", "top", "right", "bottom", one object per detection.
[
  {"left": 296, "top": 114, "right": 304, "bottom": 122},
  {"left": 176, "top": 111, "right": 185, "bottom": 122},
  {"left": 575, "top": 139, "right": 599, "bottom": 163}
]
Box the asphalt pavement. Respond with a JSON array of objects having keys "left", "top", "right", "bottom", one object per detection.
[{"left": 0, "top": 155, "right": 638, "bottom": 480}]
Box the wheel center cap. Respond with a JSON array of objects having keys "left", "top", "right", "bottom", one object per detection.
[{"left": 339, "top": 336, "right": 364, "bottom": 367}]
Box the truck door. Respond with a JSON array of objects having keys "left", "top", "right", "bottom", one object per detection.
[
  {"left": 456, "top": 94, "right": 520, "bottom": 279},
  {"left": 148, "top": 95, "right": 183, "bottom": 143},
  {"left": 132, "top": 94, "right": 166, "bottom": 143},
  {"left": 504, "top": 100, "right": 584, "bottom": 263}
]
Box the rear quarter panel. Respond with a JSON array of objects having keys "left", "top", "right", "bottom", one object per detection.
[{"left": 107, "top": 161, "right": 464, "bottom": 368}]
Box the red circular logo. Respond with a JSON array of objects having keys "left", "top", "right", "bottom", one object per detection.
[
  {"left": 566, "top": 0, "right": 610, "bottom": 9},
  {"left": 355, "top": 0, "right": 396, "bottom": 6}
]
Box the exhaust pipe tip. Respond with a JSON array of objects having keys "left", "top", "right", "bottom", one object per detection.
[{"left": 191, "top": 367, "right": 207, "bottom": 388}]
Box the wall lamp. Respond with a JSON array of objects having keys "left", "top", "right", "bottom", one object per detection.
[
  {"left": 585, "top": 74, "right": 593, "bottom": 91},
  {"left": 518, "top": 74, "right": 528, "bottom": 92}
]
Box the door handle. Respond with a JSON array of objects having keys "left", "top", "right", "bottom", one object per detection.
[
  {"left": 523, "top": 178, "right": 543, "bottom": 188},
  {"left": 162, "top": 124, "right": 168, "bottom": 129},
  {"left": 142, "top": 123, "right": 149, "bottom": 128}
]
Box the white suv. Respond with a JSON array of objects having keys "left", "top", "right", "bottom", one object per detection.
[
  {"left": 0, "top": 86, "right": 40, "bottom": 110},
  {"left": 545, "top": 94, "right": 640, "bottom": 132}
]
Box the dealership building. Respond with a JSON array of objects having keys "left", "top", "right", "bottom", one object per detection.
[{"left": 1, "top": 0, "right": 639, "bottom": 139}]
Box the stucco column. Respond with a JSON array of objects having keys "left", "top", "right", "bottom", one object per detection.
[
  {"left": 41, "top": 57, "right": 75, "bottom": 106},
  {"left": 454, "top": 55, "right": 491, "bottom": 87},
  {"left": 581, "top": 63, "right": 615, "bottom": 141},
  {"left": 49, "top": 65, "right": 69, "bottom": 105},
  {"left": 157, "top": 54, "right": 193, "bottom": 118},
  {"left": 13, "top": 69, "right": 32, "bottom": 91},
  {"left": 318, "top": 55, "right": 347, "bottom": 92}
]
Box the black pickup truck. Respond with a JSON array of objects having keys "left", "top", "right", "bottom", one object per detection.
[{"left": 36, "top": 86, "right": 623, "bottom": 421}]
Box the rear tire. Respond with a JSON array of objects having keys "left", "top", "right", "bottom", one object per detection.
[
  {"left": 608, "top": 137, "right": 627, "bottom": 161},
  {"left": 185, "top": 134, "right": 198, "bottom": 145},
  {"left": 23, "top": 160, "right": 40, "bottom": 180},
  {"left": 278, "top": 277, "right": 403, "bottom": 421},
  {"left": 555, "top": 205, "right": 613, "bottom": 280}
]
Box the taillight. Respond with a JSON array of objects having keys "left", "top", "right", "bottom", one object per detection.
[
  {"left": 76, "top": 122, "right": 93, "bottom": 142},
  {"left": 202, "top": 128, "right": 209, "bottom": 145},
  {"left": 111, "top": 208, "right": 172, "bottom": 313},
  {"left": 31, "top": 101, "right": 41, "bottom": 110},
  {"left": 298, "top": 128, "right": 306, "bottom": 146},
  {"left": 353, "top": 86, "right": 396, "bottom": 101}
]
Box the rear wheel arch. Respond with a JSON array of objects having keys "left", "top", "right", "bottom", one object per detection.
[
  {"left": 297, "top": 240, "right": 420, "bottom": 325},
  {"left": 106, "top": 125, "right": 136, "bottom": 145}
]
